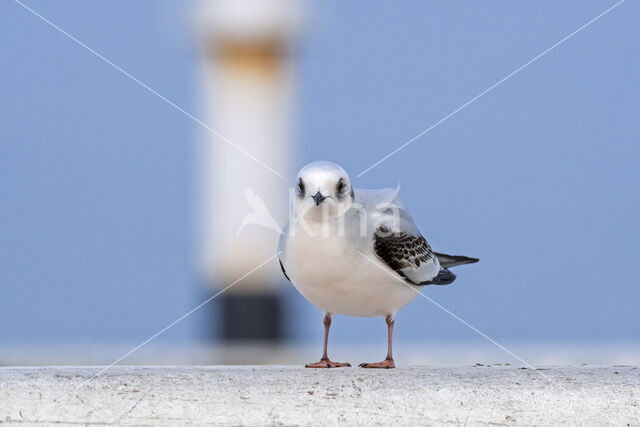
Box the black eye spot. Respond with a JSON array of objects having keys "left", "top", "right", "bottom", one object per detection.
[
  {"left": 297, "top": 179, "right": 305, "bottom": 197},
  {"left": 336, "top": 178, "right": 346, "bottom": 198}
]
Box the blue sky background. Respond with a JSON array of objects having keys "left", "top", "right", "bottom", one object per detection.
[{"left": 1, "top": 0, "right": 638, "bottom": 351}]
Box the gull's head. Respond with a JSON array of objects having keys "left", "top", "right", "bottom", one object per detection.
[{"left": 293, "top": 161, "right": 354, "bottom": 221}]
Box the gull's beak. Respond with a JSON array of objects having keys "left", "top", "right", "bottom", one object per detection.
[{"left": 312, "top": 191, "right": 326, "bottom": 206}]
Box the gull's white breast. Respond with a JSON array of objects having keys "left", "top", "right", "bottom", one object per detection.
[{"left": 282, "top": 222, "right": 418, "bottom": 317}]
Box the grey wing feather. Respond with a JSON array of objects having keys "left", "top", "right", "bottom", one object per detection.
[{"left": 359, "top": 186, "right": 443, "bottom": 285}]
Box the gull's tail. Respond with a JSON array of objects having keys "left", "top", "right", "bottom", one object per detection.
[{"left": 435, "top": 252, "right": 479, "bottom": 268}]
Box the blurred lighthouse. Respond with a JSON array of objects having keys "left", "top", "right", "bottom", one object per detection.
[{"left": 194, "top": 0, "right": 301, "bottom": 341}]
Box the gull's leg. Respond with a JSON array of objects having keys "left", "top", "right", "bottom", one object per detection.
[
  {"left": 359, "top": 314, "right": 396, "bottom": 369},
  {"left": 305, "top": 313, "right": 351, "bottom": 368}
]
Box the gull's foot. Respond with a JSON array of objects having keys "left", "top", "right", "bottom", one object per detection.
[
  {"left": 305, "top": 359, "right": 351, "bottom": 368},
  {"left": 359, "top": 358, "right": 395, "bottom": 369}
]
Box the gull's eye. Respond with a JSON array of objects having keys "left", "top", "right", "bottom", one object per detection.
[
  {"left": 297, "top": 179, "right": 305, "bottom": 197},
  {"left": 336, "top": 178, "right": 345, "bottom": 195}
]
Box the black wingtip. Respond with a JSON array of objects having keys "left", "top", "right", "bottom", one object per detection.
[{"left": 434, "top": 252, "right": 479, "bottom": 268}]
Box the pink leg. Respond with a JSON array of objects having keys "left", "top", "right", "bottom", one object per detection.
[
  {"left": 359, "top": 315, "right": 395, "bottom": 369},
  {"left": 305, "top": 314, "right": 351, "bottom": 368}
]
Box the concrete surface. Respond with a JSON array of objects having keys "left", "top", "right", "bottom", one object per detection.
[{"left": 1, "top": 365, "right": 638, "bottom": 425}]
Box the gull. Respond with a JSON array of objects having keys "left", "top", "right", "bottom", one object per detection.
[{"left": 278, "top": 161, "right": 478, "bottom": 368}]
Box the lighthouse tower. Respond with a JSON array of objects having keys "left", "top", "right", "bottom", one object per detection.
[{"left": 194, "top": 0, "right": 301, "bottom": 341}]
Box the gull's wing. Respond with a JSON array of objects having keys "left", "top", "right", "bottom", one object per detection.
[
  {"left": 373, "top": 225, "right": 456, "bottom": 285},
  {"left": 361, "top": 187, "right": 455, "bottom": 286},
  {"left": 355, "top": 186, "right": 402, "bottom": 211},
  {"left": 434, "top": 252, "right": 479, "bottom": 268},
  {"left": 277, "top": 222, "right": 291, "bottom": 282}
]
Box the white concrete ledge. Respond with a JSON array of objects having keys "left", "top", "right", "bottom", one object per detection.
[{"left": 1, "top": 365, "right": 638, "bottom": 425}]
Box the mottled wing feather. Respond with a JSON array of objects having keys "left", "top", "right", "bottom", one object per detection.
[
  {"left": 374, "top": 225, "right": 450, "bottom": 285},
  {"left": 374, "top": 225, "right": 434, "bottom": 269}
]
